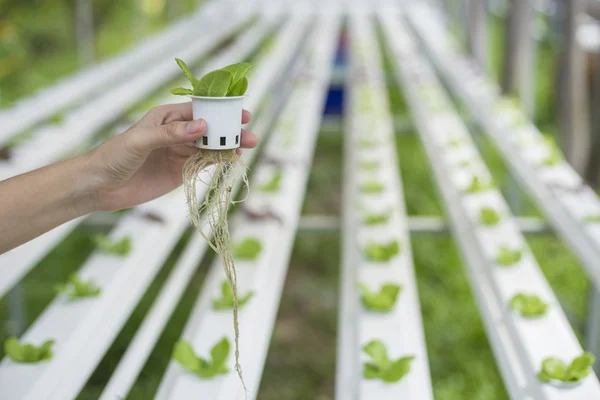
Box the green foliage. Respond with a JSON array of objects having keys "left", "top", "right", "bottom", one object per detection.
[
  {"left": 259, "top": 169, "right": 283, "bottom": 193},
  {"left": 4, "top": 337, "right": 54, "bottom": 363},
  {"left": 172, "top": 337, "right": 230, "bottom": 378},
  {"left": 510, "top": 293, "right": 548, "bottom": 317},
  {"left": 359, "top": 138, "right": 379, "bottom": 149},
  {"left": 359, "top": 160, "right": 380, "bottom": 170},
  {"left": 478, "top": 207, "right": 501, "bottom": 226},
  {"left": 583, "top": 215, "right": 600, "bottom": 224},
  {"left": 362, "top": 340, "right": 414, "bottom": 383},
  {"left": 495, "top": 246, "right": 523, "bottom": 267},
  {"left": 171, "top": 60, "right": 254, "bottom": 97},
  {"left": 357, "top": 282, "right": 402, "bottom": 312},
  {"left": 540, "top": 136, "right": 563, "bottom": 167},
  {"left": 464, "top": 176, "right": 495, "bottom": 194},
  {"left": 54, "top": 274, "right": 101, "bottom": 299},
  {"left": 212, "top": 281, "right": 254, "bottom": 310},
  {"left": 93, "top": 234, "right": 132, "bottom": 256},
  {"left": 363, "top": 210, "right": 392, "bottom": 226},
  {"left": 360, "top": 181, "right": 385, "bottom": 194},
  {"left": 48, "top": 112, "right": 64, "bottom": 125},
  {"left": 364, "top": 240, "right": 401, "bottom": 262},
  {"left": 537, "top": 352, "right": 595, "bottom": 383},
  {"left": 233, "top": 237, "right": 262, "bottom": 260}
]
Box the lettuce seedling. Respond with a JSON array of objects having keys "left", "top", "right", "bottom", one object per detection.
[
  {"left": 478, "top": 207, "right": 501, "bottom": 226},
  {"left": 49, "top": 112, "right": 64, "bottom": 125},
  {"left": 364, "top": 240, "right": 401, "bottom": 262},
  {"left": 540, "top": 136, "right": 563, "bottom": 167},
  {"left": 359, "top": 138, "right": 379, "bottom": 149},
  {"left": 495, "top": 246, "right": 523, "bottom": 267},
  {"left": 93, "top": 234, "right": 132, "bottom": 256},
  {"left": 537, "top": 352, "right": 595, "bottom": 383},
  {"left": 170, "top": 59, "right": 254, "bottom": 97},
  {"left": 172, "top": 337, "right": 230, "bottom": 378},
  {"left": 362, "top": 340, "right": 414, "bottom": 383},
  {"left": 259, "top": 169, "right": 283, "bottom": 193},
  {"left": 357, "top": 282, "right": 402, "bottom": 312},
  {"left": 213, "top": 281, "right": 254, "bottom": 310},
  {"left": 510, "top": 293, "right": 548, "bottom": 317},
  {"left": 363, "top": 210, "right": 392, "bottom": 226},
  {"left": 360, "top": 181, "right": 385, "bottom": 194},
  {"left": 359, "top": 160, "right": 380, "bottom": 171},
  {"left": 583, "top": 215, "right": 600, "bottom": 223},
  {"left": 464, "top": 176, "right": 495, "bottom": 194},
  {"left": 4, "top": 337, "right": 54, "bottom": 363},
  {"left": 233, "top": 237, "right": 262, "bottom": 260},
  {"left": 54, "top": 274, "right": 101, "bottom": 299}
]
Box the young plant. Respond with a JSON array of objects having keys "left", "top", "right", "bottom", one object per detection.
[
  {"left": 213, "top": 281, "right": 254, "bottom": 310},
  {"left": 172, "top": 337, "right": 230, "bottom": 378},
  {"left": 170, "top": 59, "right": 254, "bottom": 97},
  {"left": 364, "top": 240, "right": 401, "bottom": 262},
  {"left": 539, "top": 136, "right": 563, "bottom": 167},
  {"left": 363, "top": 209, "right": 392, "bottom": 226},
  {"left": 93, "top": 235, "right": 132, "bottom": 256},
  {"left": 49, "top": 112, "right": 64, "bottom": 125},
  {"left": 359, "top": 138, "right": 379, "bottom": 149},
  {"left": 537, "top": 352, "right": 595, "bottom": 384},
  {"left": 259, "top": 169, "right": 283, "bottom": 193},
  {"left": 464, "top": 176, "right": 495, "bottom": 194},
  {"left": 357, "top": 282, "right": 402, "bottom": 312},
  {"left": 359, "top": 160, "right": 380, "bottom": 171},
  {"left": 232, "top": 237, "right": 262, "bottom": 260},
  {"left": 478, "top": 207, "right": 501, "bottom": 226},
  {"left": 583, "top": 214, "right": 600, "bottom": 223},
  {"left": 362, "top": 340, "right": 414, "bottom": 383},
  {"left": 54, "top": 274, "right": 101, "bottom": 299},
  {"left": 360, "top": 181, "right": 385, "bottom": 194},
  {"left": 510, "top": 293, "right": 548, "bottom": 317},
  {"left": 4, "top": 337, "right": 54, "bottom": 363},
  {"left": 495, "top": 246, "right": 523, "bottom": 267}
]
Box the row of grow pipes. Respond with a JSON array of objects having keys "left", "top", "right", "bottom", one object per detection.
[
  {"left": 156, "top": 16, "right": 340, "bottom": 399},
  {"left": 336, "top": 15, "right": 433, "bottom": 400},
  {"left": 380, "top": 10, "right": 600, "bottom": 400},
  {"left": 0, "top": 15, "right": 307, "bottom": 400}
]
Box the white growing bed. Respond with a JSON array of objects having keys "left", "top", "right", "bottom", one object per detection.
[
  {"left": 0, "top": 14, "right": 309, "bottom": 400},
  {"left": 335, "top": 14, "right": 433, "bottom": 400},
  {"left": 0, "top": 0, "right": 238, "bottom": 147},
  {"left": 406, "top": 3, "right": 600, "bottom": 289},
  {"left": 154, "top": 14, "right": 339, "bottom": 400},
  {"left": 381, "top": 11, "right": 600, "bottom": 400}
]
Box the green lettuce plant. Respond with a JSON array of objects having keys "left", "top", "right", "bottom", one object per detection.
[
  {"left": 363, "top": 210, "right": 392, "bottom": 226},
  {"left": 359, "top": 160, "right": 380, "bottom": 171},
  {"left": 172, "top": 337, "right": 230, "bottom": 378},
  {"left": 357, "top": 283, "right": 402, "bottom": 312},
  {"left": 478, "top": 207, "right": 501, "bottom": 226},
  {"left": 510, "top": 293, "right": 548, "bottom": 317},
  {"left": 464, "top": 176, "right": 495, "bottom": 194},
  {"left": 93, "top": 234, "right": 132, "bottom": 256},
  {"left": 170, "top": 59, "right": 254, "bottom": 97},
  {"left": 54, "top": 274, "right": 101, "bottom": 299},
  {"left": 537, "top": 352, "right": 595, "bottom": 384},
  {"left": 362, "top": 340, "right": 414, "bottom": 383},
  {"left": 364, "top": 240, "right": 401, "bottom": 262},
  {"left": 4, "top": 337, "right": 54, "bottom": 363},
  {"left": 212, "top": 281, "right": 254, "bottom": 310},
  {"left": 259, "top": 169, "right": 283, "bottom": 193},
  {"left": 360, "top": 181, "right": 385, "bottom": 194},
  {"left": 233, "top": 237, "right": 262, "bottom": 260},
  {"left": 495, "top": 246, "right": 523, "bottom": 267}
]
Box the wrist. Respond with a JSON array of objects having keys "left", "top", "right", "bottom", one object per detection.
[{"left": 69, "top": 153, "right": 101, "bottom": 216}]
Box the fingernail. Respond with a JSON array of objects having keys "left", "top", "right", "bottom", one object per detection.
[{"left": 188, "top": 119, "right": 206, "bottom": 134}]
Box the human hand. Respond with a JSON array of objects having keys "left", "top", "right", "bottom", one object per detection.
[{"left": 85, "top": 102, "right": 257, "bottom": 212}]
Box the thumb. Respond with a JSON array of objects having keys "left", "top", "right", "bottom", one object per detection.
[{"left": 130, "top": 119, "right": 206, "bottom": 152}]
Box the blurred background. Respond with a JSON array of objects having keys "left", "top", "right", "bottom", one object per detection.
[{"left": 2, "top": 0, "right": 600, "bottom": 399}]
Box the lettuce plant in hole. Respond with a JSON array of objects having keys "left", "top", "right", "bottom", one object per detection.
[
  {"left": 583, "top": 214, "right": 600, "bottom": 223},
  {"left": 49, "top": 112, "right": 64, "bottom": 126},
  {"left": 54, "top": 274, "right": 101, "bottom": 299},
  {"left": 360, "top": 181, "right": 385, "bottom": 194},
  {"left": 363, "top": 209, "right": 392, "bottom": 226},
  {"left": 478, "top": 207, "right": 501, "bottom": 226},
  {"left": 93, "top": 234, "right": 132, "bottom": 256},
  {"left": 364, "top": 240, "right": 401, "bottom": 262},
  {"left": 259, "top": 169, "right": 283, "bottom": 193},
  {"left": 232, "top": 237, "right": 262, "bottom": 260},
  {"left": 172, "top": 337, "right": 230, "bottom": 378},
  {"left": 495, "top": 245, "right": 523, "bottom": 267},
  {"left": 537, "top": 352, "right": 595, "bottom": 384},
  {"left": 362, "top": 340, "right": 414, "bottom": 383},
  {"left": 359, "top": 160, "right": 380, "bottom": 171},
  {"left": 170, "top": 59, "right": 253, "bottom": 97},
  {"left": 510, "top": 293, "right": 548, "bottom": 317},
  {"left": 464, "top": 176, "right": 495, "bottom": 194},
  {"left": 357, "top": 282, "right": 402, "bottom": 312},
  {"left": 4, "top": 337, "right": 54, "bottom": 363},
  {"left": 213, "top": 281, "right": 254, "bottom": 310}
]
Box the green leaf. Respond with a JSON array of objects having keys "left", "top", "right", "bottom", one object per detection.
[
  {"left": 364, "top": 240, "right": 401, "bottom": 262},
  {"left": 363, "top": 362, "right": 381, "bottom": 379},
  {"left": 537, "top": 370, "right": 552, "bottom": 382},
  {"left": 495, "top": 246, "right": 523, "bottom": 267},
  {"left": 357, "top": 282, "right": 402, "bottom": 312},
  {"left": 381, "top": 356, "right": 414, "bottom": 383},
  {"left": 510, "top": 293, "right": 548, "bottom": 317},
  {"left": 175, "top": 58, "right": 198, "bottom": 86},
  {"left": 93, "top": 235, "right": 132, "bottom": 256},
  {"left": 170, "top": 87, "right": 193, "bottom": 96},
  {"left": 360, "top": 181, "right": 385, "bottom": 194},
  {"left": 583, "top": 215, "right": 600, "bottom": 223},
  {"left": 193, "top": 70, "right": 232, "bottom": 97},
  {"left": 478, "top": 207, "right": 501, "bottom": 226},
  {"left": 221, "top": 62, "right": 254, "bottom": 89},
  {"left": 541, "top": 357, "right": 567, "bottom": 381},
  {"left": 210, "top": 337, "right": 230, "bottom": 370},
  {"left": 363, "top": 210, "right": 392, "bottom": 226},
  {"left": 259, "top": 169, "right": 283, "bottom": 193},
  {"left": 363, "top": 340, "right": 390, "bottom": 368},
  {"left": 172, "top": 340, "right": 201, "bottom": 373},
  {"left": 566, "top": 352, "right": 595, "bottom": 382},
  {"left": 226, "top": 76, "right": 249, "bottom": 96},
  {"left": 464, "top": 176, "right": 495, "bottom": 194},
  {"left": 4, "top": 337, "right": 23, "bottom": 362},
  {"left": 38, "top": 340, "right": 55, "bottom": 361},
  {"left": 233, "top": 237, "right": 263, "bottom": 260},
  {"left": 55, "top": 274, "right": 101, "bottom": 299},
  {"left": 4, "top": 337, "right": 55, "bottom": 363},
  {"left": 212, "top": 280, "right": 254, "bottom": 310},
  {"left": 359, "top": 160, "right": 380, "bottom": 170}
]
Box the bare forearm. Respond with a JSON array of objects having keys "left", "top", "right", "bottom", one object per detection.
[{"left": 0, "top": 154, "right": 98, "bottom": 253}]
